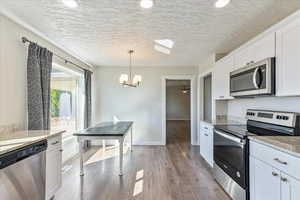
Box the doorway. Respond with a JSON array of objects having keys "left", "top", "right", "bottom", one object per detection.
[
  {"left": 166, "top": 80, "right": 191, "bottom": 145},
  {"left": 162, "top": 75, "right": 196, "bottom": 146}
]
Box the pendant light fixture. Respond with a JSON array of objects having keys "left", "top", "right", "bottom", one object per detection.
[{"left": 119, "top": 50, "right": 142, "bottom": 87}]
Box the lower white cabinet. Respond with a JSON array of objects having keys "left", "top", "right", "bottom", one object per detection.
[
  {"left": 46, "top": 134, "right": 63, "bottom": 200},
  {"left": 250, "top": 141, "right": 300, "bottom": 200},
  {"left": 199, "top": 122, "right": 213, "bottom": 167},
  {"left": 250, "top": 157, "right": 281, "bottom": 200}
]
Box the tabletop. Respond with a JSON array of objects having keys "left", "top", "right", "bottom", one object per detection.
[{"left": 74, "top": 121, "right": 133, "bottom": 137}]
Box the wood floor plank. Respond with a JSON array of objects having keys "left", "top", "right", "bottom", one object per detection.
[{"left": 55, "top": 121, "right": 230, "bottom": 200}]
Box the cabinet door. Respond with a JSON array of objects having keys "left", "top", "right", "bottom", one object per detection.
[
  {"left": 212, "top": 55, "right": 235, "bottom": 100},
  {"left": 250, "top": 157, "right": 281, "bottom": 200},
  {"left": 235, "top": 33, "right": 275, "bottom": 70},
  {"left": 235, "top": 46, "right": 251, "bottom": 69},
  {"left": 250, "top": 33, "right": 275, "bottom": 63},
  {"left": 46, "top": 149, "right": 62, "bottom": 199},
  {"left": 281, "top": 173, "right": 300, "bottom": 200},
  {"left": 200, "top": 124, "right": 213, "bottom": 167},
  {"left": 276, "top": 17, "right": 300, "bottom": 96}
]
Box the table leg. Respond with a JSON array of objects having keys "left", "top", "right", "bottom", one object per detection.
[
  {"left": 79, "top": 140, "right": 84, "bottom": 176},
  {"left": 119, "top": 138, "right": 124, "bottom": 176},
  {"left": 130, "top": 126, "right": 133, "bottom": 152},
  {"left": 102, "top": 140, "right": 106, "bottom": 154}
]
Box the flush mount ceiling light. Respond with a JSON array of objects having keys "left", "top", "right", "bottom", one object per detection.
[
  {"left": 154, "top": 39, "right": 175, "bottom": 49},
  {"left": 119, "top": 50, "right": 142, "bottom": 88},
  {"left": 62, "top": 0, "right": 79, "bottom": 8},
  {"left": 215, "top": 0, "right": 231, "bottom": 8},
  {"left": 140, "top": 0, "right": 154, "bottom": 9}
]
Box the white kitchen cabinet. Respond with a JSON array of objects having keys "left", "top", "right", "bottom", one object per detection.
[
  {"left": 281, "top": 173, "right": 300, "bottom": 200},
  {"left": 276, "top": 17, "right": 300, "bottom": 96},
  {"left": 199, "top": 122, "right": 213, "bottom": 167},
  {"left": 46, "top": 134, "right": 62, "bottom": 200},
  {"left": 250, "top": 140, "right": 300, "bottom": 200},
  {"left": 212, "top": 55, "right": 235, "bottom": 100},
  {"left": 250, "top": 157, "right": 281, "bottom": 200},
  {"left": 235, "top": 32, "right": 275, "bottom": 69}
]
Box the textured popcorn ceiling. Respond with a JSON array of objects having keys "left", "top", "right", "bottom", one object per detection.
[{"left": 1, "top": 0, "right": 300, "bottom": 67}]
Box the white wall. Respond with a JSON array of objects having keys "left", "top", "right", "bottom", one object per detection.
[
  {"left": 166, "top": 85, "right": 190, "bottom": 120},
  {"left": 92, "top": 66, "right": 197, "bottom": 145},
  {"left": 0, "top": 14, "right": 91, "bottom": 128},
  {"left": 227, "top": 97, "right": 300, "bottom": 118}
]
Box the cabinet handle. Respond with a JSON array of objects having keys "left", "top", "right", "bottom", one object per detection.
[
  {"left": 281, "top": 177, "right": 288, "bottom": 182},
  {"left": 204, "top": 127, "right": 208, "bottom": 130},
  {"left": 51, "top": 141, "right": 59, "bottom": 145},
  {"left": 274, "top": 158, "right": 287, "bottom": 165},
  {"left": 59, "top": 149, "right": 63, "bottom": 152},
  {"left": 204, "top": 134, "right": 209, "bottom": 136},
  {"left": 272, "top": 172, "right": 279, "bottom": 177}
]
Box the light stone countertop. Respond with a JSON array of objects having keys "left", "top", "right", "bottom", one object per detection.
[
  {"left": 0, "top": 130, "right": 65, "bottom": 156},
  {"left": 200, "top": 115, "right": 246, "bottom": 126},
  {"left": 249, "top": 136, "right": 300, "bottom": 158}
]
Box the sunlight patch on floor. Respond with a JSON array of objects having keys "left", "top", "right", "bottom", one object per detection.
[
  {"left": 136, "top": 169, "right": 144, "bottom": 180},
  {"left": 84, "top": 144, "right": 129, "bottom": 165}
]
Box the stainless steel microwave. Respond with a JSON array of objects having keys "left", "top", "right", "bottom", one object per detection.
[{"left": 230, "top": 57, "right": 275, "bottom": 97}]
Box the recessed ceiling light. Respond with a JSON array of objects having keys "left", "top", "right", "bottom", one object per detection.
[
  {"left": 154, "top": 45, "right": 171, "bottom": 55},
  {"left": 140, "top": 0, "right": 154, "bottom": 9},
  {"left": 154, "top": 39, "right": 175, "bottom": 49},
  {"left": 62, "top": 0, "right": 79, "bottom": 8},
  {"left": 215, "top": 0, "right": 231, "bottom": 8}
]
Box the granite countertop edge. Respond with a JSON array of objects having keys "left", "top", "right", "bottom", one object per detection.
[
  {"left": 0, "top": 130, "right": 65, "bottom": 156},
  {"left": 249, "top": 136, "right": 300, "bottom": 159}
]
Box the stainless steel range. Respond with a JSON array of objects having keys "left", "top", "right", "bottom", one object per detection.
[{"left": 213, "top": 109, "right": 300, "bottom": 200}]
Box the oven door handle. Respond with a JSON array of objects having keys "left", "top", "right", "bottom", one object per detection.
[
  {"left": 253, "top": 67, "right": 260, "bottom": 89},
  {"left": 214, "top": 130, "right": 245, "bottom": 144}
]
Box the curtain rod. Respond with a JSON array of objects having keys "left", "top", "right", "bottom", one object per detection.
[{"left": 21, "top": 37, "right": 93, "bottom": 73}]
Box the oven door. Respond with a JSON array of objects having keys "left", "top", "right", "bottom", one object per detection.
[
  {"left": 214, "top": 130, "right": 247, "bottom": 188},
  {"left": 230, "top": 57, "right": 275, "bottom": 97}
]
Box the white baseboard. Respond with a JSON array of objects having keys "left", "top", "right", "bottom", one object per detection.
[
  {"left": 133, "top": 141, "right": 164, "bottom": 146},
  {"left": 166, "top": 119, "right": 191, "bottom": 121}
]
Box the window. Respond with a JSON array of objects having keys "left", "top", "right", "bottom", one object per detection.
[{"left": 50, "top": 64, "right": 84, "bottom": 139}]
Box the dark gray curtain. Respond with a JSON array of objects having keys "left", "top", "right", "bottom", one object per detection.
[
  {"left": 84, "top": 70, "right": 92, "bottom": 129},
  {"left": 27, "top": 43, "right": 53, "bottom": 130}
]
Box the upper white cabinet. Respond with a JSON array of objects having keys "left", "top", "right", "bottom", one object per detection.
[
  {"left": 235, "top": 32, "right": 275, "bottom": 69},
  {"left": 212, "top": 55, "right": 235, "bottom": 100},
  {"left": 276, "top": 17, "right": 300, "bottom": 96}
]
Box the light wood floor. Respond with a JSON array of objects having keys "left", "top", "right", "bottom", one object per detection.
[{"left": 55, "top": 121, "right": 230, "bottom": 200}]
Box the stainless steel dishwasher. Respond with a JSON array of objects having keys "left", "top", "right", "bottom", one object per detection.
[{"left": 0, "top": 140, "right": 47, "bottom": 200}]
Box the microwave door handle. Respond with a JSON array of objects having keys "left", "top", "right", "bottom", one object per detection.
[
  {"left": 214, "top": 130, "right": 244, "bottom": 144},
  {"left": 253, "top": 67, "right": 259, "bottom": 89}
]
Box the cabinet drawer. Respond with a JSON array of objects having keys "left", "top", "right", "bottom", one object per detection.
[
  {"left": 47, "top": 134, "right": 62, "bottom": 152},
  {"left": 250, "top": 141, "right": 300, "bottom": 180},
  {"left": 200, "top": 122, "right": 213, "bottom": 132}
]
